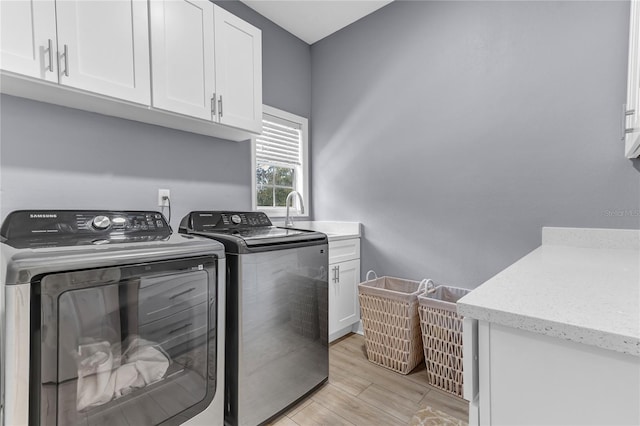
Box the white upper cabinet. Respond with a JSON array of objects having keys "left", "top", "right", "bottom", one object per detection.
[
  {"left": 0, "top": 0, "right": 150, "bottom": 104},
  {"left": 0, "top": 0, "right": 262, "bottom": 140},
  {"left": 150, "top": 0, "right": 216, "bottom": 121},
  {"left": 55, "top": 0, "right": 150, "bottom": 104},
  {"left": 0, "top": 0, "right": 58, "bottom": 82},
  {"left": 149, "top": 2, "right": 262, "bottom": 130},
  {"left": 214, "top": 5, "right": 263, "bottom": 133},
  {"left": 625, "top": 0, "right": 640, "bottom": 158}
]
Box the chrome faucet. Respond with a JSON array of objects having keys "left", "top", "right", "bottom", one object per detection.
[{"left": 284, "top": 191, "right": 305, "bottom": 227}]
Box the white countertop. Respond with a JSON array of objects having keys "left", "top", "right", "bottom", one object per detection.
[
  {"left": 457, "top": 227, "right": 640, "bottom": 356},
  {"left": 273, "top": 220, "right": 361, "bottom": 241}
]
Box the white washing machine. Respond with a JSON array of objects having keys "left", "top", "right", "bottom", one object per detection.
[{"left": 0, "top": 210, "right": 225, "bottom": 426}]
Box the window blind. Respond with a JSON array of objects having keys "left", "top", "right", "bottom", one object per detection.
[{"left": 255, "top": 112, "right": 302, "bottom": 167}]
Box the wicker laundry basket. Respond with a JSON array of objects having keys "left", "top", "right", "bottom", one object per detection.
[
  {"left": 358, "top": 271, "right": 428, "bottom": 374},
  {"left": 418, "top": 284, "right": 470, "bottom": 398}
]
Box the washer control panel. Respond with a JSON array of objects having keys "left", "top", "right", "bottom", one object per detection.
[
  {"left": 72, "top": 211, "right": 168, "bottom": 233},
  {"left": 185, "top": 211, "right": 272, "bottom": 232},
  {"left": 0, "top": 210, "right": 171, "bottom": 248},
  {"left": 92, "top": 215, "right": 111, "bottom": 230}
]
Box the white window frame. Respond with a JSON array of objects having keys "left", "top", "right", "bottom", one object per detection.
[{"left": 251, "top": 105, "right": 309, "bottom": 219}]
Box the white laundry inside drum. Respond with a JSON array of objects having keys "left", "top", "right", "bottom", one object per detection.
[{"left": 76, "top": 336, "right": 171, "bottom": 411}]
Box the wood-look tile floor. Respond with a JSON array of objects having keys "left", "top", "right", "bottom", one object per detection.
[{"left": 269, "top": 333, "right": 469, "bottom": 426}]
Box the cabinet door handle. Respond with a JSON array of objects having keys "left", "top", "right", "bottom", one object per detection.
[
  {"left": 61, "top": 44, "right": 69, "bottom": 77},
  {"left": 211, "top": 92, "right": 216, "bottom": 117},
  {"left": 218, "top": 95, "right": 223, "bottom": 118},
  {"left": 336, "top": 265, "right": 340, "bottom": 282},
  {"left": 622, "top": 104, "right": 637, "bottom": 140},
  {"left": 46, "top": 39, "right": 54, "bottom": 72}
]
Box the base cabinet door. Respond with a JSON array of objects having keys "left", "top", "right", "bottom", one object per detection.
[
  {"left": 213, "top": 5, "right": 262, "bottom": 133},
  {"left": 55, "top": 0, "right": 150, "bottom": 104},
  {"left": 329, "top": 259, "right": 360, "bottom": 336},
  {"left": 474, "top": 321, "right": 640, "bottom": 425},
  {"left": 150, "top": 0, "right": 215, "bottom": 120},
  {"left": 0, "top": 0, "right": 57, "bottom": 82}
]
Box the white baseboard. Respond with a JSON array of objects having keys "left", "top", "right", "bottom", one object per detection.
[
  {"left": 352, "top": 320, "right": 363, "bottom": 335},
  {"left": 329, "top": 320, "right": 363, "bottom": 342}
]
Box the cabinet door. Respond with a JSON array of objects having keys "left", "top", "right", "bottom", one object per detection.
[
  {"left": 329, "top": 259, "right": 360, "bottom": 335},
  {"left": 150, "top": 0, "right": 215, "bottom": 120},
  {"left": 55, "top": 0, "right": 150, "bottom": 104},
  {"left": 214, "top": 5, "right": 262, "bottom": 133},
  {"left": 625, "top": 0, "right": 640, "bottom": 157},
  {"left": 0, "top": 0, "right": 57, "bottom": 82}
]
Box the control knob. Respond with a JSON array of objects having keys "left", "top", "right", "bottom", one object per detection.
[
  {"left": 92, "top": 215, "right": 111, "bottom": 230},
  {"left": 231, "top": 214, "right": 242, "bottom": 225}
]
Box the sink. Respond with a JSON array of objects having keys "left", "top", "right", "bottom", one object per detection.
[{"left": 274, "top": 221, "right": 361, "bottom": 241}]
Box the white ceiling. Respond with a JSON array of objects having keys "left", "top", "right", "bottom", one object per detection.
[{"left": 239, "top": 0, "right": 394, "bottom": 45}]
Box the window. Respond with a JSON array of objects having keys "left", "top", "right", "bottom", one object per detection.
[{"left": 252, "top": 105, "right": 309, "bottom": 217}]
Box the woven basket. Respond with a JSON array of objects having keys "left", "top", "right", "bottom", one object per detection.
[
  {"left": 358, "top": 271, "right": 427, "bottom": 374},
  {"left": 418, "top": 285, "right": 470, "bottom": 398}
]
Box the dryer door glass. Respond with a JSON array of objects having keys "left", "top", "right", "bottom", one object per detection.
[{"left": 35, "top": 256, "right": 218, "bottom": 426}]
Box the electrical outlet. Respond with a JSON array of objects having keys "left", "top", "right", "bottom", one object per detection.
[{"left": 158, "top": 189, "right": 170, "bottom": 207}]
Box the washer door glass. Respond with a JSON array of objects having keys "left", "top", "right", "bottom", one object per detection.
[{"left": 36, "top": 257, "right": 217, "bottom": 426}]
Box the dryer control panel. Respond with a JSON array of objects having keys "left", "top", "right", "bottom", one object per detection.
[{"left": 0, "top": 210, "right": 171, "bottom": 248}]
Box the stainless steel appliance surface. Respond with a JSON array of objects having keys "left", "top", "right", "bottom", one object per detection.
[
  {"left": 179, "top": 211, "right": 329, "bottom": 426},
  {"left": 0, "top": 210, "right": 226, "bottom": 426}
]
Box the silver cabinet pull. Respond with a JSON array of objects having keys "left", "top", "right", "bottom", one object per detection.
[
  {"left": 46, "top": 39, "right": 53, "bottom": 72},
  {"left": 332, "top": 266, "right": 338, "bottom": 283},
  {"left": 622, "top": 104, "right": 637, "bottom": 140},
  {"left": 336, "top": 265, "right": 340, "bottom": 282},
  {"left": 211, "top": 92, "right": 216, "bottom": 117},
  {"left": 218, "top": 95, "right": 223, "bottom": 118},
  {"left": 61, "top": 44, "right": 69, "bottom": 77}
]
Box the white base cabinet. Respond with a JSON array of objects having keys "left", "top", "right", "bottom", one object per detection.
[
  {"left": 464, "top": 319, "right": 640, "bottom": 425},
  {"left": 328, "top": 238, "right": 361, "bottom": 342}
]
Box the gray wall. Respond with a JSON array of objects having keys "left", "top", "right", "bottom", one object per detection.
[
  {"left": 310, "top": 0, "right": 640, "bottom": 289},
  {"left": 0, "top": 0, "right": 310, "bottom": 229}
]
